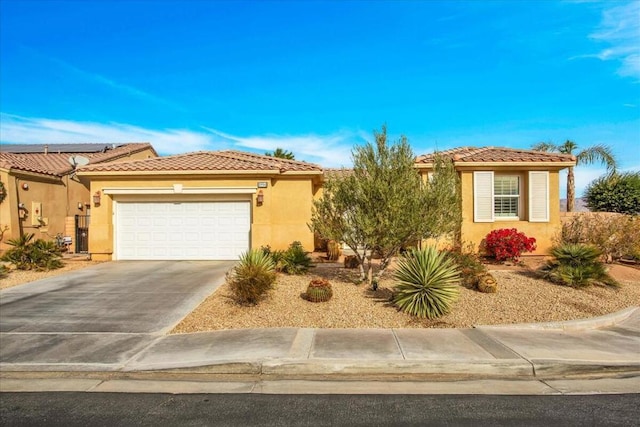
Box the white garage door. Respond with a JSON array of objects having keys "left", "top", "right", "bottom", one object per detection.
[{"left": 115, "top": 201, "right": 250, "bottom": 260}]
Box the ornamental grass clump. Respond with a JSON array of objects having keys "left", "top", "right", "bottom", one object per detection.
[
  {"left": 228, "top": 249, "right": 276, "bottom": 305},
  {"left": 484, "top": 228, "right": 536, "bottom": 262},
  {"left": 392, "top": 246, "right": 460, "bottom": 319},
  {"left": 541, "top": 243, "right": 618, "bottom": 288}
]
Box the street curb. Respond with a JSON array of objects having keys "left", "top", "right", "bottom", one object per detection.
[
  {"left": 532, "top": 360, "right": 640, "bottom": 379},
  {"left": 2, "top": 360, "right": 639, "bottom": 382},
  {"left": 475, "top": 306, "right": 639, "bottom": 331},
  {"left": 260, "top": 359, "right": 534, "bottom": 379}
]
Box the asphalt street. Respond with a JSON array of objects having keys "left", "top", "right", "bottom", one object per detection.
[{"left": 1, "top": 393, "right": 639, "bottom": 426}]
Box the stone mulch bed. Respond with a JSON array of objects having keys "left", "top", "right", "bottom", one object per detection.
[{"left": 172, "top": 261, "right": 640, "bottom": 333}]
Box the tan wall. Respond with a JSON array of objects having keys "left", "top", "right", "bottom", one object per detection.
[
  {"left": 0, "top": 147, "right": 156, "bottom": 252},
  {"left": 0, "top": 170, "right": 17, "bottom": 248},
  {"left": 459, "top": 169, "right": 562, "bottom": 255},
  {"left": 87, "top": 175, "right": 316, "bottom": 260},
  {"left": 0, "top": 173, "right": 87, "bottom": 251}
]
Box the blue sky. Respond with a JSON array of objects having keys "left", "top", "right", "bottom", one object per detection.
[{"left": 1, "top": 0, "right": 639, "bottom": 197}]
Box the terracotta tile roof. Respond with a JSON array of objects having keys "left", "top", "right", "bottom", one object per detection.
[
  {"left": 78, "top": 150, "right": 323, "bottom": 173},
  {"left": 0, "top": 143, "right": 155, "bottom": 177},
  {"left": 416, "top": 146, "right": 575, "bottom": 164},
  {"left": 323, "top": 168, "right": 354, "bottom": 179}
]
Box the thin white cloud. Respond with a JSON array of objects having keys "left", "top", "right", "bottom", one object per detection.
[
  {"left": 0, "top": 114, "right": 214, "bottom": 154},
  {"left": 0, "top": 114, "right": 362, "bottom": 167},
  {"left": 201, "top": 127, "right": 361, "bottom": 167},
  {"left": 589, "top": 1, "right": 640, "bottom": 80}
]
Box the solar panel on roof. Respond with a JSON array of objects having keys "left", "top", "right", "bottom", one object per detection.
[{"left": 0, "top": 144, "right": 120, "bottom": 153}]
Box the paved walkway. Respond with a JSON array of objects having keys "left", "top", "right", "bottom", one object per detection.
[{"left": 1, "top": 307, "right": 638, "bottom": 383}]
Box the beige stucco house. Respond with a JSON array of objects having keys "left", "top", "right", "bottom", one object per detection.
[
  {"left": 416, "top": 147, "right": 576, "bottom": 255},
  {"left": 76, "top": 151, "right": 323, "bottom": 261},
  {"left": 53, "top": 145, "right": 573, "bottom": 262},
  {"left": 0, "top": 143, "right": 157, "bottom": 252}
]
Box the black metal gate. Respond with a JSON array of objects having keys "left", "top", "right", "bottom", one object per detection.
[{"left": 75, "top": 215, "right": 90, "bottom": 253}]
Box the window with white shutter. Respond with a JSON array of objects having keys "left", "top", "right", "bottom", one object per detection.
[
  {"left": 474, "top": 171, "right": 494, "bottom": 222},
  {"left": 529, "top": 171, "right": 549, "bottom": 222},
  {"left": 494, "top": 175, "right": 520, "bottom": 219}
]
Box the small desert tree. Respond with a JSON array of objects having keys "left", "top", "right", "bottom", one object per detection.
[{"left": 310, "top": 125, "right": 461, "bottom": 289}]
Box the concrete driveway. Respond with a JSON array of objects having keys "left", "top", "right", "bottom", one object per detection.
[{"left": 0, "top": 261, "right": 233, "bottom": 367}]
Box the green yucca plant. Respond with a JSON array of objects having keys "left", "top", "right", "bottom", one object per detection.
[
  {"left": 393, "top": 246, "right": 461, "bottom": 319},
  {"left": 228, "top": 249, "right": 276, "bottom": 305},
  {"left": 541, "top": 243, "right": 618, "bottom": 288}
]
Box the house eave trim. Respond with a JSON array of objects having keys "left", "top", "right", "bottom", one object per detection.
[
  {"left": 78, "top": 169, "right": 282, "bottom": 177},
  {"left": 102, "top": 186, "right": 257, "bottom": 195},
  {"left": 454, "top": 161, "right": 576, "bottom": 168}
]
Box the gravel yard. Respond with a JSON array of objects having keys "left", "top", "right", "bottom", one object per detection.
[
  {"left": 0, "top": 259, "right": 101, "bottom": 290},
  {"left": 172, "top": 262, "right": 640, "bottom": 333}
]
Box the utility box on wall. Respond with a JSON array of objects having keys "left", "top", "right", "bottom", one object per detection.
[{"left": 31, "top": 202, "right": 42, "bottom": 226}]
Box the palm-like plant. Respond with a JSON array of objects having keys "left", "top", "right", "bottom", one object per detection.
[
  {"left": 541, "top": 243, "right": 618, "bottom": 288},
  {"left": 393, "top": 246, "right": 460, "bottom": 319},
  {"left": 265, "top": 148, "right": 295, "bottom": 160},
  {"left": 532, "top": 140, "right": 617, "bottom": 212}
]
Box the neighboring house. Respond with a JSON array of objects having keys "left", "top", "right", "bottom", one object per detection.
[
  {"left": 76, "top": 151, "right": 323, "bottom": 261},
  {"left": 0, "top": 143, "right": 157, "bottom": 253},
  {"left": 416, "top": 147, "right": 576, "bottom": 255}
]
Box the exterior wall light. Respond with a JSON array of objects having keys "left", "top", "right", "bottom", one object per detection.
[
  {"left": 21, "top": 183, "right": 29, "bottom": 190},
  {"left": 93, "top": 191, "right": 101, "bottom": 206},
  {"left": 77, "top": 202, "right": 84, "bottom": 210},
  {"left": 256, "top": 190, "right": 264, "bottom": 206}
]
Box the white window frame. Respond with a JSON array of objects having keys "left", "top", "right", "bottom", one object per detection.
[{"left": 493, "top": 174, "right": 522, "bottom": 221}]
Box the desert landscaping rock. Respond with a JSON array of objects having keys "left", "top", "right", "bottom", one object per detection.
[
  {"left": 172, "top": 263, "right": 640, "bottom": 332},
  {"left": 0, "top": 260, "right": 100, "bottom": 290}
]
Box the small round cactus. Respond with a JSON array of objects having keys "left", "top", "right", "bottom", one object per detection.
[
  {"left": 477, "top": 273, "right": 498, "bottom": 293},
  {"left": 305, "top": 278, "right": 333, "bottom": 302}
]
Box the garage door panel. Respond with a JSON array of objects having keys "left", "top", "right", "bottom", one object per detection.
[{"left": 116, "top": 201, "right": 250, "bottom": 260}]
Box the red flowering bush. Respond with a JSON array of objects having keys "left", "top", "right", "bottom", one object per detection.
[{"left": 484, "top": 228, "right": 536, "bottom": 262}]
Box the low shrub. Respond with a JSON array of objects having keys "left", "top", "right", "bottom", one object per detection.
[
  {"left": 484, "top": 228, "right": 536, "bottom": 262},
  {"left": 1, "top": 233, "right": 63, "bottom": 271},
  {"left": 558, "top": 213, "right": 640, "bottom": 263},
  {"left": 541, "top": 243, "right": 618, "bottom": 288},
  {"left": 0, "top": 264, "right": 9, "bottom": 279},
  {"left": 445, "top": 245, "right": 487, "bottom": 289},
  {"left": 228, "top": 249, "right": 276, "bottom": 305},
  {"left": 281, "top": 241, "right": 313, "bottom": 275},
  {"left": 392, "top": 246, "right": 460, "bottom": 319}
]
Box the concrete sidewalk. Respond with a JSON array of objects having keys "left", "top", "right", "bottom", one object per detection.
[{"left": 2, "top": 307, "right": 638, "bottom": 384}]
